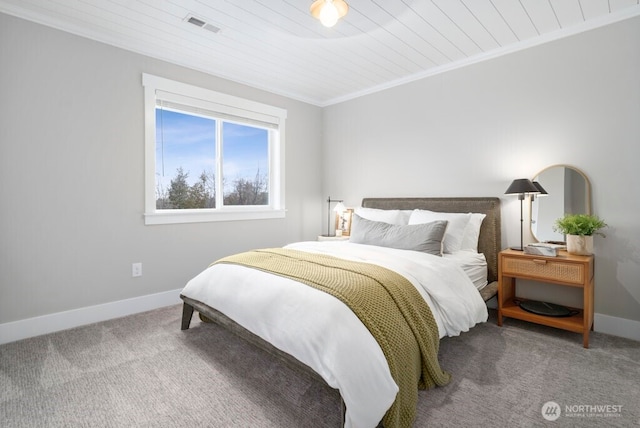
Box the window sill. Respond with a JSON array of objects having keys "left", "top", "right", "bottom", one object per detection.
[{"left": 144, "top": 209, "right": 286, "bottom": 225}]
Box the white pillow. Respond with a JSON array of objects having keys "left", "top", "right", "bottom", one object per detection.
[
  {"left": 461, "top": 213, "right": 486, "bottom": 252},
  {"left": 409, "top": 210, "right": 471, "bottom": 254},
  {"left": 354, "top": 207, "right": 411, "bottom": 226}
]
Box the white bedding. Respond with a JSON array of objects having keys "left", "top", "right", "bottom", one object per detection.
[
  {"left": 444, "top": 250, "right": 489, "bottom": 291},
  {"left": 180, "top": 241, "right": 488, "bottom": 428}
]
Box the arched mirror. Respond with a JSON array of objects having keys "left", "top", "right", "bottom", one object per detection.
[{"left": 530, "top": 165, "right": 592, "bottom": 243}]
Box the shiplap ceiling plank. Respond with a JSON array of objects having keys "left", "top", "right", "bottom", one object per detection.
[
  {"left": 580, "top": 0, "right": 612, "bottom": 19},
  {"left": 186, "top": 3, "right": 361, "bottom": 92},
  {"left": 353, "top": 1, "right": 443, "bottom": 67},
  {"left": 405, "top": 0, "right": 483, "bottom": 57},
  {"left": 378, "top": 2, "right": 467, "bottom": 63},
  {"left": 611, "top": 0, "right": 640, "bottom": 10},
  {"left": 550, "top": 0, "right": 586, "bottom": 28},
  {"left": 462, "top": 0, "right": 519, "bottom": 47},
  {"left": 99, "top": 0, "right": 330, "bottom": 97},
  {"left": 432, "top": 0, "right": 501, "bottom": 52},
  {"left": 490, "top": 0, "right": 540, "bottom": 40},
  {"left": 1, "top": 0, "right": 638, "bottom": 105},
  {"left": 520, "top": 0, "right": 561, "bottom": 34},
  {"left": 341, "top": 4, "right": 433, "bottom": 73}
]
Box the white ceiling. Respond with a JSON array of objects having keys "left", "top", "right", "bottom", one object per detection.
[{"left": 2, "top": 0, "right": 639, "bottom": 106}]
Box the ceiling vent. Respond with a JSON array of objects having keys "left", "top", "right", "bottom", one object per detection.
[{"left": 184, "top": 14, "right": 220, "bottom": 34}]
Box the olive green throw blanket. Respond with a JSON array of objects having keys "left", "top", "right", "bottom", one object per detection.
[{"left": 214, "top": 248, "right": 451, "bottom": 428}]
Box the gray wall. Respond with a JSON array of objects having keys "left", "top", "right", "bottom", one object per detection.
[
  {"left": 0, "top": 13, "right": 323, "bottom": 324},
  {"left": 323, "top": 16, "right": 640, "bottom": 323},
  {"left": 2, "top": 12, "right": 639, "bottom": 330}
]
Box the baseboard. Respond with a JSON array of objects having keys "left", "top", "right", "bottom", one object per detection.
[
  {"left": 0, "top": 289, "right": 182, "bottom": 345},
  {"left": 2, "top": 293, "right": 638, "bottom": 346},
  {"left": 594, "top": 313, "right": 640, "bottom": 342}
]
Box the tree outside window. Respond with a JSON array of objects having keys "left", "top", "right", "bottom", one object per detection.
[
  {"left": 155, "top": 109, "right": 269, "bottom": 210},
  {"left": 143, "top": 73, "right": 286, "bottom": 225}
]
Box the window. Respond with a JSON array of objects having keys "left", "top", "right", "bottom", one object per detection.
[{"left": 142, "top": 74, "right": 286, "bottom": 225}]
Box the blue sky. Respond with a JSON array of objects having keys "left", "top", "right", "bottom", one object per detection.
[{"left": 155, "top": 108, "right": 268, "bottom": 194}]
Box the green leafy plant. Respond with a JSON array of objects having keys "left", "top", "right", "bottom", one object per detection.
[{"left": 553, "top": 214, "right": 607, "bottom": 237}]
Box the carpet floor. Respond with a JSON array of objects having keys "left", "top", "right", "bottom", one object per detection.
[{"left": 1, "top": 305, "right": 639, "bottom": 427}]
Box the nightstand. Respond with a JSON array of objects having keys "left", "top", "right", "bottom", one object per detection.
[
  {"left": 497, "top": 249, "right": 594, "bottom": 348},
  {"left": 317, "top": 235, "right": 350, "bottom": 242}
]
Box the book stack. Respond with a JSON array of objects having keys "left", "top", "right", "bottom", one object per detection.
[{"left": 524, "top": 242, "right": 566, "bottom": 257}]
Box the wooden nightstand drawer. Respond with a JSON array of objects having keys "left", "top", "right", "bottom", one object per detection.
[
  {"left": 498, "top": 249, "right": 594, "bottom": 348},
  {"left": 501, "top": 256, "right": 585, "bottom": 285}
]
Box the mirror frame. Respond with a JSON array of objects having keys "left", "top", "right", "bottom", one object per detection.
[{"left": 530, "top": 164, "right": 592, "bottom": 243}]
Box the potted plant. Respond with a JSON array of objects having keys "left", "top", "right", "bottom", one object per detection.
[{"left": 553, "top": 213, "right": 607, "bottom": 255}]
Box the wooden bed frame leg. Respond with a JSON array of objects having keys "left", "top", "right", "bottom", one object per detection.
[{"left": 181, "top": 303, "right": 195, "bottom": 330}]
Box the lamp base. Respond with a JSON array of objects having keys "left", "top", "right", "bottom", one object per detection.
[{"left": 510, "top": 246, "right": 524, "bottom": 251}]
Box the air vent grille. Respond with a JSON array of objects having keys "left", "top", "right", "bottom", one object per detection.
[
  {"left": 202, "top": 24, "right": 220, "bottom": 33},
  {"left": 184, "top": 14, "right": 220, "bottom": 34},
  {"left": 187, "top": 16, "right": 206, "bottom": 27}
]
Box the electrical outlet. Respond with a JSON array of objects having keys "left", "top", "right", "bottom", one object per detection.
[{"left": 132, "top": 262, "right": 142, "bottom": 278}]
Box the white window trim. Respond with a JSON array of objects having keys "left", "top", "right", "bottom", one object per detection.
[{"left": 142, "top": 74, "right": 286, "bottom": 225}]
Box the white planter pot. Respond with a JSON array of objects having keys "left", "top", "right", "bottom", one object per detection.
[{"left": 566, "top": 235, "right": 593, "bottom": 255}]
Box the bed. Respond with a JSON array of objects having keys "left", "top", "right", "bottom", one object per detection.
[{"left": 180, "top": 197, "right": 501, "bottom": 428}]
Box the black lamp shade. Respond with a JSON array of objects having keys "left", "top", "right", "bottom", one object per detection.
[
  {"left": 532, "top": 181, "right": 548, "bottom": 194},
  {"left": 505, "top": 178, "right": 540, "bottom": 195}
]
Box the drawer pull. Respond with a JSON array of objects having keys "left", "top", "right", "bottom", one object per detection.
[{"left": 533, "top": 259, "right": 547, "bottom": 265}]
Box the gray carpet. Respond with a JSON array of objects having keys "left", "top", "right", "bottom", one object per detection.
[{"left": 1, "top": 305, "right": 639, "bottom": 427}]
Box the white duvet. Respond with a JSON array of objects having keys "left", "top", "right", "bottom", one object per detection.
[{"left": 180, "top": 241, "right": 488, "bottom": 428}]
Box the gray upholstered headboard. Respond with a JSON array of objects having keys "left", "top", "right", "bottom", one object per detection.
[{"left": 361, "top": 197, "right": 501, "bottom": 284}]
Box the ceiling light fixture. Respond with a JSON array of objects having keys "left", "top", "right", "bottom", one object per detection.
[{"left": 310, "top": 0, "right": 349, "bottom": 28}]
